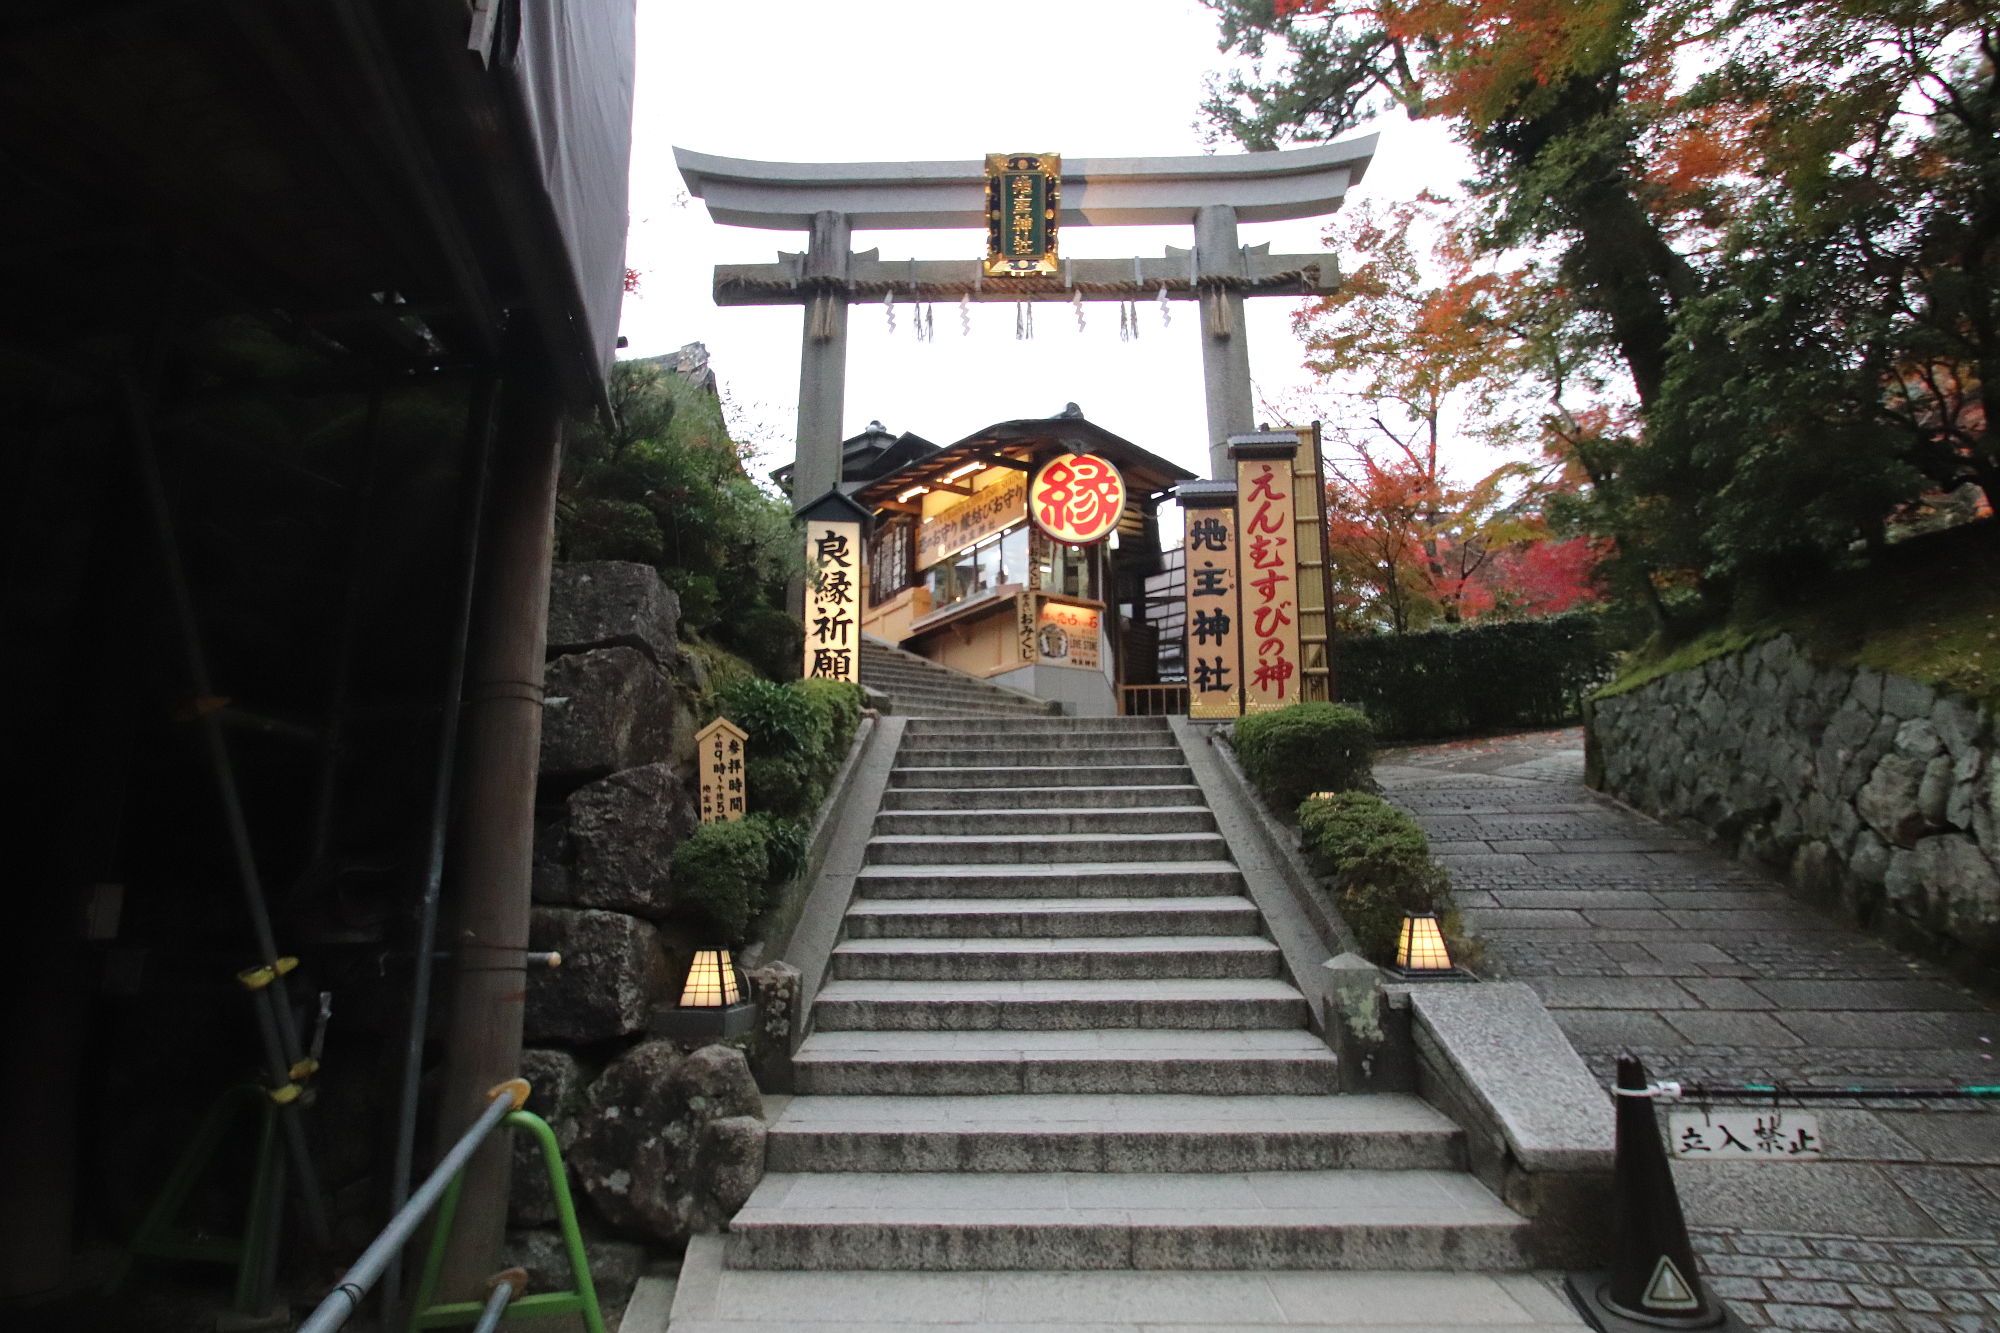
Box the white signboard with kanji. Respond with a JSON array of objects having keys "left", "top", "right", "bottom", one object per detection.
[{"left": 1669, "top": 1110, "right": 1824, "bottom": 1160}]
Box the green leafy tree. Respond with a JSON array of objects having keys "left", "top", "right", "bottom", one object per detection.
[
  {"left": 559, "top": 360, "right": 803, "bottom": 675},
  {"left": 1204, "top": 0, "right": 1997, "bottom": 617}
]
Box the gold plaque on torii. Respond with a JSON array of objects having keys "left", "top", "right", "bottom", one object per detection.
[{"left": 984, "top": 152, "right": 1060, "bottom": 278}]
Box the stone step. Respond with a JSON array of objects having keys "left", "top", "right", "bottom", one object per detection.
[
  {"left": 764, "top": 1094, "right": 1465, "bottom": 1174},
  {"left": 809, "top": 978, "right": 1309, "bottom": 1031},
  {"left": 866, "top": 832, "right": 1230, "bottom": 866},
  {"left": 828, "top": 936, "right": 1281, "bottom": 982},
  {"left": 895, "top": 746, "right": 1187, "bottom": 768},
  {"left": 853, "top": 861, "right": 1245, "bottom": 900},
  {"left": 664, "top": 1260, "right": 1589, "bottom": 1333},
  {"left": 725, "top": 1169, "right": 1528, "bottom": 1271},
  {"left": 842, "top": 895, "right": 1262, "bottom": 939},
  {"left": 876, "top": 688, "right": 1053, "bottom": 710},
  {"left": 873, "top": 806, "right": 1219, "bottom": 838},
  {"left": 881, "top": 784, "right": 1206, "bottom": 811},
  {"left": 791, "top": 1030, "right": 1341, "bottom": 1097},
  {"left": 905, "top": 716, "right": 1170, "bottom": 735},
  {"left": 899, "top": 729, "right": 1168, "bottom": 751},
  {"left": 890, "top": 765, "right": 1193, "bottom": 790}
]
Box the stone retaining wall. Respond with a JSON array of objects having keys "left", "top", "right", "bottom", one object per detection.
[
  {"left": 508, "top": 561, "right": 770, "bottom": 1309},
  {"left": 1589, "top": 634, "right": 1999, "bottom": 975}
]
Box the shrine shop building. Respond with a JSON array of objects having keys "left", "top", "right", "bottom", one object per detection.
[{"left": 837, "top": 409, "right": 1195, "bottom": 716}]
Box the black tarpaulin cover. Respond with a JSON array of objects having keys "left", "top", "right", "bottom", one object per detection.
[{"left": 510, "top": 0, "right": 636, "bottom": 378}]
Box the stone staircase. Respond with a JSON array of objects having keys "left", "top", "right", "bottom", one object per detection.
[
  {"left": 858, "top": 635, "right": 1058, "bottom": 719},
  {"left": 662, "top": 716, "right": 1582, "bottom": 1329}
]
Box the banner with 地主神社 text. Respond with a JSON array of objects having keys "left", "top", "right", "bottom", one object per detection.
[{"left": 1182, "top": 493, "right": 1242, "bottom": 719}]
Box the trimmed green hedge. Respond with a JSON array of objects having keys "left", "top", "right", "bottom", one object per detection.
[
  {"left": 677, "top": 676, "right": 867, "bottom": 939},
  {"left": 1232, "top": 703, "right": 1374, "bottom": 811},
  {"left": 671, "top": 818, "right": 770, "bottom": 942},
  {"left": 1297, "top": 791, "right": 1469, "bottom": 966},
  {"left": 1338, "top": 611, "right": 1615, "bottom": 740}
]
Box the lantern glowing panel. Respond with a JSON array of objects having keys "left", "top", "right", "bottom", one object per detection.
[
  {"left": 1029, "top": 453, "right": 1125, "bottom": 546},
  {"left": 679, "top": 949, "right": 742, "bottom": 1008},
  {"left": 1395, "top": 913, "right": 1454, "bottom": 973}
]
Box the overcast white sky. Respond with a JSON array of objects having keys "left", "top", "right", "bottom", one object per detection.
[{"left": 617, "top": 0, "right": 1470, "bottom": 486}]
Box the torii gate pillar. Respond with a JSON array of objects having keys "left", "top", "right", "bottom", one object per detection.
[
  {"left": 1196, "top": 205, "right": 1255, "bottom": 478},
  {"left": 796, "top": 210, "right": 851, "bottom": 505}
]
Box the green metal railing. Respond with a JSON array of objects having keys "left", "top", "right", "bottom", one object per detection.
[{"left": 298, "top": 1079, "right": 604, "bottom": 1333}]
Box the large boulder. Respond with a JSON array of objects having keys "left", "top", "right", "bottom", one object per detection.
[
  {"left": 570, "top": 1042, "right": 766, "bottom": 1244},
  {"left": 1912, "top": 833, "right": 2000, "bottom": 946},
  {"left": 540, "top": 648, "right": 675, "bottom": 788},
  {"left": 503, "top": 1227, "right": 646, "bottom": 1315},
  {"left": 1856, "top": 752, "right": 1930, "bottom": 848},
  {"left": 547, "top": 561, "right": 681, "bottom": 669},
  {"left": 525, "top": 909, "right": 671, "bottom": 1044},
  {"left": 562, "top": 764, "right": 698, "bottom": 918},
  {"left": 510, "top": 1047, "right": 592, "bottom": 1227}
]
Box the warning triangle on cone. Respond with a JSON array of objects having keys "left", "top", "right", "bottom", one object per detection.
[{"left": 1565, "top": 1052, "right": 1745, "bottom": 1332}]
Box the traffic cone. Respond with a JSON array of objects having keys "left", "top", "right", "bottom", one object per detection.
[{"left": 1566, "top": 1052, "right": 1745, "bottom": 1332}]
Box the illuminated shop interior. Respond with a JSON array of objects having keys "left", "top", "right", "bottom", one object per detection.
[{"left": 794, "top": 410, "right": 1194, "bottom": 716}]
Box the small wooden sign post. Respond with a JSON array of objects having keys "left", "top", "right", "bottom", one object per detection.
[{"left": 695, "top": 717, "right": 748, "bottom": 823}]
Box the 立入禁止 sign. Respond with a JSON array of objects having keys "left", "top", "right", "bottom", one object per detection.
[{"left": 1668, "top": 1111, "right": 1823, "bottom": 1160}]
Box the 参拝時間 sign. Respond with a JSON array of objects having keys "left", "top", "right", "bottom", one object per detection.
[
  {"left": 804, "top": 520, "right": 860, "bottom": 682},
  {"left": 984, "top": 152, "right": 1060, "bottom": 278},
  {"left": 1029, "top": 454, "right": 1125, "bottom": 546},
  {"left": 1181, "top": 489, "right": 1242, "bottom": 719},
  {"left": 696, "top": 717, "right": 748, "bottom": 823},
  {"left": 1234, "top": 444, "right": 1301, "bottom": 714}
]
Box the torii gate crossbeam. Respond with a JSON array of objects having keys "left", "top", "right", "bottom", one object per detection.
[{"left": 674, "top": 137, "right": 1377, "bottom": 498}]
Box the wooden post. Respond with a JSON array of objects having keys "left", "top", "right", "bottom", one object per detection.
[{"left": 431, "top": 368, "right": 564, "bottom": 1302}]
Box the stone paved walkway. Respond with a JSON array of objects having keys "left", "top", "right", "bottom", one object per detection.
[{"left": 1378, "top": 729, "right": 2000, "bottom": 1333}]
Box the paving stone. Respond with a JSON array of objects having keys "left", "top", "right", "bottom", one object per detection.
[
  {"left": 1527, "top": 976, "right": 1701, "bottom": 1009},
  {"left": 1751, "top": 980, "right": 1983, "bottom": 1012},
  {"left": 1775, "top": 1011, "right": 1996, "bottom": 1048},
  {"left": 1844, "top": 1282, "right": 1897, "bottom": 1309},
  {"left": 1763, "top": 1302, "right": 1855, "bottom": 1330},
  {"left": 1665, "top": 1010, "right": 1804, "bottom": 1046},
  {"left": 1380, "top": 730, "right": 2000, "bottom": 1316},
  {"left": 1550, "top": 1010, "right": 1687, "bottom": 1050},
  {"left": 1886, "top": 1164, "right": 2000, "bottom": 1239},
  {"left": 1767, "top": 1278, "right": 1853, "bottom": 1305},
  {"left": 1676, "top": 977, "right": 1779, "bottom": 1009},
  {"left": 1876, "top": 1110, "right": 2000, "bottom": 1164}
]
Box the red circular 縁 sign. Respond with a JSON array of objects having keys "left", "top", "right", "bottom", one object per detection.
[{"left": 1029, "top": 453, "right": 1125, "bottom": 546}]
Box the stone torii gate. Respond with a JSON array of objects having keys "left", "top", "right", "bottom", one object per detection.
[{"left": 675, "top": 138, "right": 1377, "bottom": 499}]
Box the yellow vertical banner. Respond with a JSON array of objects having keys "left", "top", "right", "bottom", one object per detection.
[
  {"left": 695, "top": 717, "right": 748, "bottom": 823},
  {"left": 1234, "top": 440, "right": 1303, "bottom": 713},
  {"left": 1182, "top": 491, "right": 1242, "bottom": 719},
  {"left": 804, "top": 520, "right": 861, "bottom": 682},
  {"left": 1290, "top": 423, "right": 1335, "bottom": 702}
]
